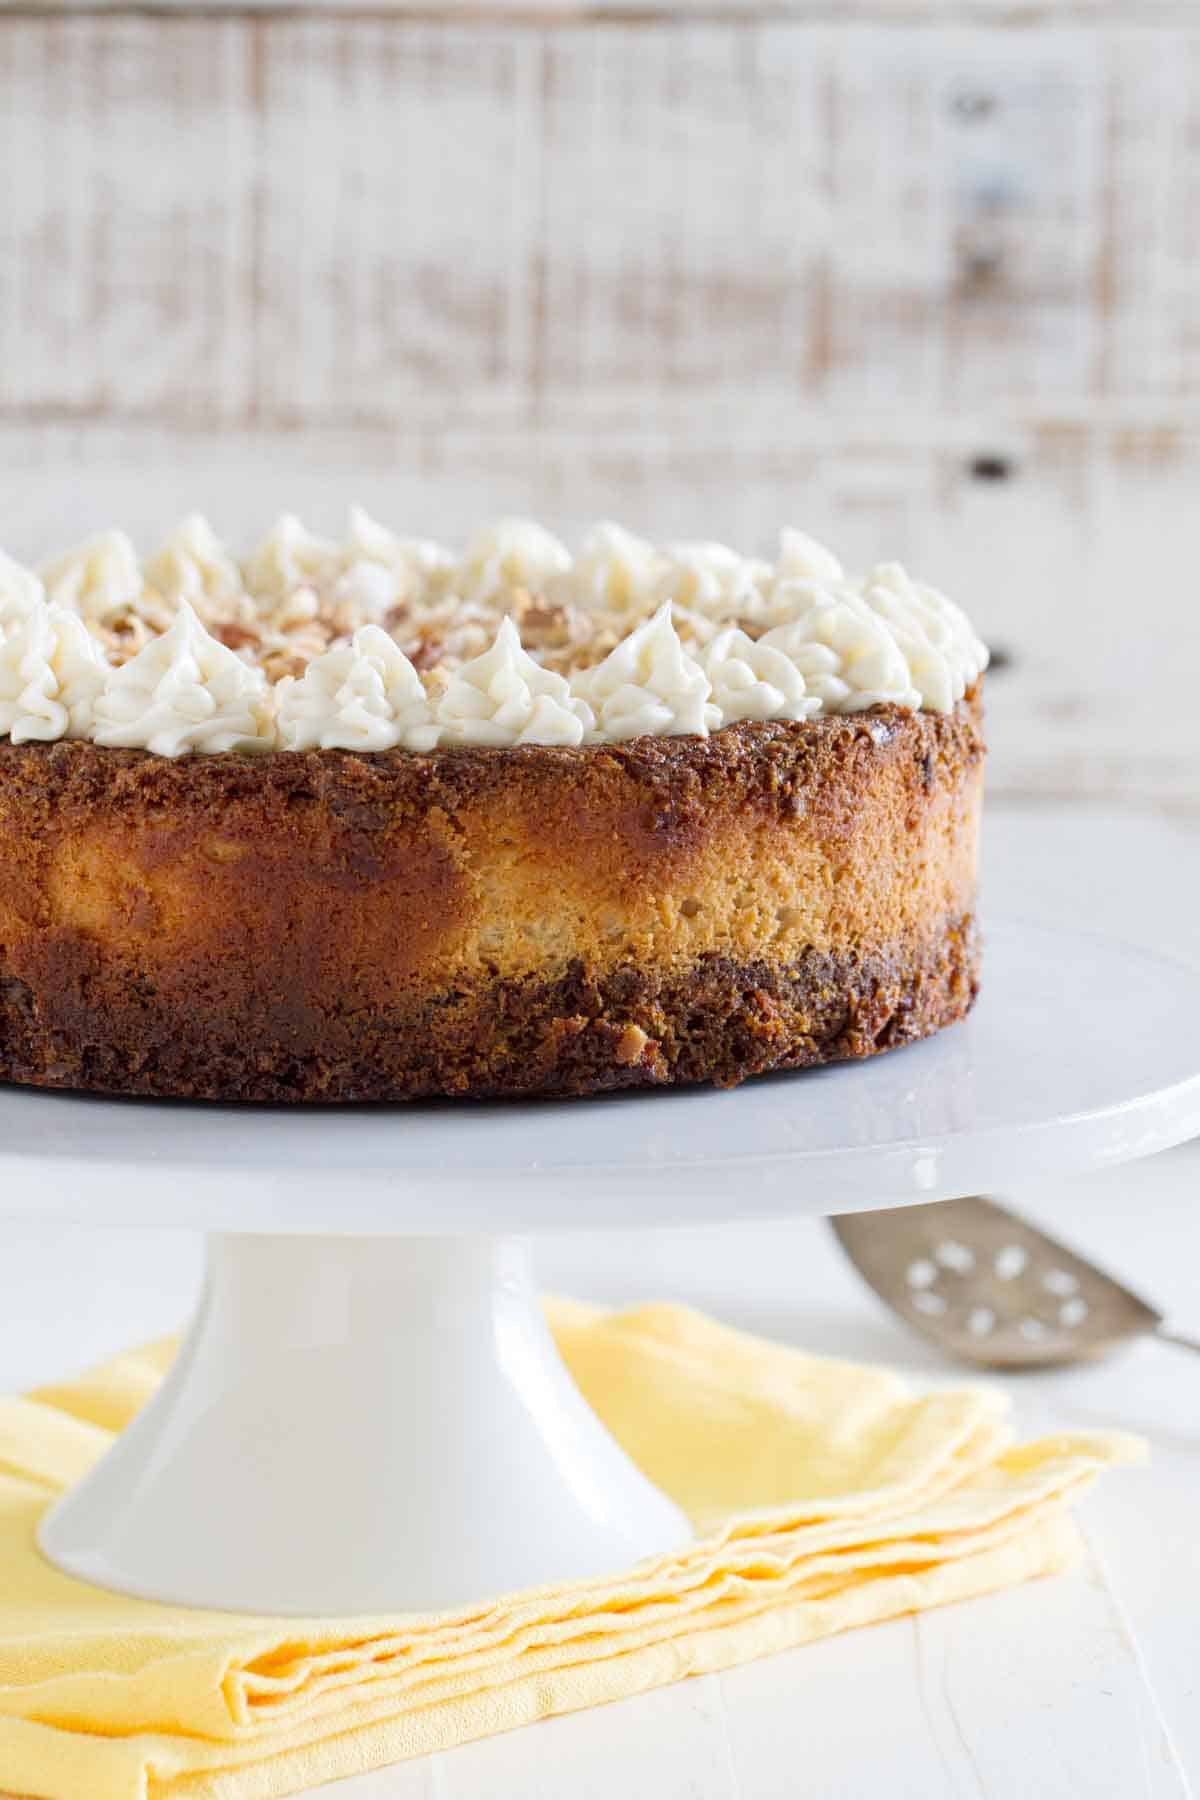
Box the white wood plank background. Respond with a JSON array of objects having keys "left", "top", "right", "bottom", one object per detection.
[
  {"left": 1, "top": 7, "right": 1197, "bottom": 806},
  {"left": 4, "top": 19, "right": 1199, "bottom": 425}
]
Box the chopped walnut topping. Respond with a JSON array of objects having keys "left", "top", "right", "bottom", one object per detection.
[
  {"left": 510, "top": 589, "right": 603, "bottom": 664},
  {"left": 213, "top": 621, "right": 262, "bottom": 654},
  {"left": 38, "top": 513, "right": 738, "bottom": 691},
  {"left": 400, "top": 634, "right": 447, "bottom": 675},
  {"left": 614, "top": 1023, "right": 651, "bottom": 1066},
  {"left": 258, "top": 646, "right": 311, "bottom": 683}
]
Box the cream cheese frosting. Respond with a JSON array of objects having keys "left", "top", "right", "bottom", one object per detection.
[
  {"left": 573, "top": 604, "right": 719, "bottom": 741},
  {"left": 0, "top": 515, "right": 988, "bottom": 755},
  {"left": 144, "top": 514, "right": 244, "bottom": 609},
  {"left": 775, "top": 527, "right": 846, "bottom": 588},
  {"left": 337, "top": 507, "right": 455, "bottom": 619},
  {"left": 91, "top": 602, "right": 274, "bottom": 757},
  {"left": 454, "top": 519, "right": 573, "bottom": 608},
  {"left": 0, "top": 604, "right": 107, "bottom": 744},
  {"left": 700, "top": 626, "right": 822, "bottom": 725},
  {"left": 435, "top": 617, "right": 593, "bottom": 747},
  {"left": 757, "top": 590, "right": 922, "bottom": 712},
  {"left": 654, "top": 541, "right": 774, "bottom": 622},
  {"left": 244, "top": 514, "right": 340, "bottom": 610},
  {"left": 858, "top": 561, "right": 985, "bottom": 714},
  {"left": 562, "top": 522, "right": 663, "bottom": 614},
  {"left": 0, "top": 549, "right": 44, "bottom": 633},
  {"left": 276, "top": 625, "right": 437, "bottom": 752},
  {"left": 40, "top": 530, "right": 143, "bottom": 625}
]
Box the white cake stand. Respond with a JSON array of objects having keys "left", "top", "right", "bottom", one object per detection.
[{"left": 3, "top": 919, "right": 1199, "bottom": 1618}]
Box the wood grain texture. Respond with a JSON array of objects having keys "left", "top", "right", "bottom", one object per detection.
[
  {"left": 2, "top": 3, "right": 1197, "bottom": 21},
  {"left": 0, "top": 14, "right": 1197, "bottom": 801},
  {"left": 3, "top": 20, "right": 1198, "bottom": 425}
]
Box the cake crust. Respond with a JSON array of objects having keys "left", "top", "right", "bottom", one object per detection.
[{"left": 0, "top": 694, "right": 984, "bottom": 1103}]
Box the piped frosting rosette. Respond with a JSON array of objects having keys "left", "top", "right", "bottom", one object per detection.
[{"left": 0, "top": 516, "right": 988, "bottom": 756}]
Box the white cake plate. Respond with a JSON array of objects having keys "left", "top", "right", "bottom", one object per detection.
[{"left": 3, "top": 919, "right": 1198, "bottom": 1617}]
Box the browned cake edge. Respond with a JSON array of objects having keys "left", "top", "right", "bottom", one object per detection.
[
  {"left": 0, "top": 696, "right": 984, "bottom": 1104},
  {"left": 0, "top": 915, "right": 979, "bottom": 1104}
]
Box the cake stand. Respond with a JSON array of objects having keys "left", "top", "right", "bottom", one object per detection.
[{"left": 3, "top": 919, "right": 1199, "bottom": 1618}]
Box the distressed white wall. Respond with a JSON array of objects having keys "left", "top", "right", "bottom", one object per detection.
[{"left": 0, "top": 6, "right": 1197, "bottom": 803}]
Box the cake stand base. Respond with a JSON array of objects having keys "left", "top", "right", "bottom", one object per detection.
[{"left": 38, "top": 1233, "right": 691, "bottom": 1617}]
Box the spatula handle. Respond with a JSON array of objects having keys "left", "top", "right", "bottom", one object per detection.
[{"left": 1156, "top": 1327, "right": 1200, "bottom": 1356}]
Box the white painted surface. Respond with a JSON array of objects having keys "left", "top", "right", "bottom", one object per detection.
[{"left": 1, "top": 801, "right": 1198, "bottom": 1796}]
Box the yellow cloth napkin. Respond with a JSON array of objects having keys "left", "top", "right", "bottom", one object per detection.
[{"left": 0, "top": 1300, "right": 1140, "bottom": 1800}]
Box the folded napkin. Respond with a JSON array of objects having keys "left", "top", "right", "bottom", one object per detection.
[{"left": 0, "top": 1300, "right": 1140, "bottom": 1800}]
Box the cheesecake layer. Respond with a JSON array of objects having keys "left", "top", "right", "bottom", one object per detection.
[{"left": 0, "top": 693, "right": 983, "bottom": 1102}]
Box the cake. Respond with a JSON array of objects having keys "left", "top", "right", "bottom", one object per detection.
[{"left": 0, "top": 516, "right": 987, "bottom": 1103}]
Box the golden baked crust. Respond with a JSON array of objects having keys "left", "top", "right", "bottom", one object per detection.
[{"left": 0, "top": 691, "right": 984, "bottom": 1102}]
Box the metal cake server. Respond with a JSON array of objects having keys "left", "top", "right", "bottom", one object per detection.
[{"left": 831, "top": 1194, "right": 1200, "bottom": 1369}]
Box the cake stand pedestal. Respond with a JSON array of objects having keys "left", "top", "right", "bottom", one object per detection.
[{"left": 3, "top": 920, "right": 1199, "bottom": 1617}]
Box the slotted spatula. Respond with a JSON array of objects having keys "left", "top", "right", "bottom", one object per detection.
[{"left": 832, "top": 1194, "right": 1200, "bottom": 1369}]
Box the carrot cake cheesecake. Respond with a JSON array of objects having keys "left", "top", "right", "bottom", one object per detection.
[{"left": 0, "top": 515, "right": 987, "bottom": 1102}]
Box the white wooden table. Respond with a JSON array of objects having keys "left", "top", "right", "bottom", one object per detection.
[{"left": 2, "top": 800, "right": 1197, "bottom": 1799}]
